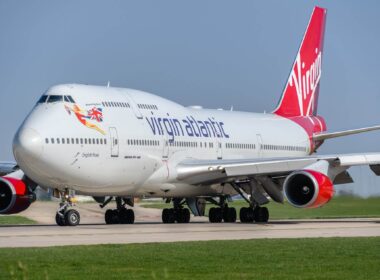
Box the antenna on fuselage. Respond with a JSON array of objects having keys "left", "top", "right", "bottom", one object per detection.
[
  {"left": 107, "top": 81, "right": 110, "bottom": 88},
  {"left": 230, "top": 106, "right": 234, "bottom": 111}
]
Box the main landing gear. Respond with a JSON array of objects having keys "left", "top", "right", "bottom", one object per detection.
[
  {"left": 231, "top": 181, "right": 270, "bottom": 223},
  {"left": 208, "top": 197, "right": 237, "bottom": 223},
  {"left": 239, "top": 206, "right": 269, "bottom": 223},
  {"left": 162, "top": 198, "right": 191, "bottom": 224},
  {"left": 104, "top": 197, "right": 135, "bottom": 225},
  {"left": 55, "top": 190, "right": 80, "bottom": 227}
]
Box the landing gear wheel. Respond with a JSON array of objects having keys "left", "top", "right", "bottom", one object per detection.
[
  {"left": 119, "top": 208, "right": 135, "bottom": 224},
  {"left": 240, "top": 207, "right": 254, "bottom": 223},
  {"left": 55, "top": 213, "right": 66, "bottom": 226},
  {"left": 209, "top": 207, "right": 223, "bottom": 223},
  {"left": 64, "top": 209, "right": 80, "bottom": 226},
  {"left": 176, "top": 208, "right": 190, "bottom": 223},
  {"left": 254, "top": 207, "right": 269, "bottom": 223},
  {"left": 105, "top": 209, "right": 113, "bottom": 224},
  {"left": 105, "top": 209, "right": 120, "bottom": 224},
  {"left": 162, "top": 208, "right": 176, "bottom": 224},
  {"left": 223, "top": 207, "right": 237, "bottom": 223}
]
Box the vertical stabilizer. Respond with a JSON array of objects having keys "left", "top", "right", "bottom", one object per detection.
[{"left": 274, "top": 7, "right": 327, "bottom": 117}]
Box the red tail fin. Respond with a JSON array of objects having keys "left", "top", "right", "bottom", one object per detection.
[{"left": 274, "top": 7, "right": 327, "bottom": 117}]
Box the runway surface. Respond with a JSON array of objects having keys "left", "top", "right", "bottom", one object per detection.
[{"left": 0, "top": 202, "right": 379, "bottom": 248}]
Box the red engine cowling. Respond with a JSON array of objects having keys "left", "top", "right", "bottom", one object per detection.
[
  {"left": 283, "top": 170, "right": 334, "bottom": 208},
  {"left": 0, "top": 177, "right": 32, "bottom": 214}
]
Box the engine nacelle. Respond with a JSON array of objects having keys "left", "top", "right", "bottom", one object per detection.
[
  {"left": 0, "top": 177, "right": 32, "bottom": 214},
  {"left": 283, "top": 170, "right": 334, "bottom": 208}
]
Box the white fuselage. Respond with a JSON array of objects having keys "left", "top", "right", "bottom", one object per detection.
[{"left": 13, "top": 84, "right": 310, "bottom": 198}]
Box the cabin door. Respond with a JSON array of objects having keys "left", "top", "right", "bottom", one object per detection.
[{"left": 109, "top": 127, "right": 119, "bottom": 157}]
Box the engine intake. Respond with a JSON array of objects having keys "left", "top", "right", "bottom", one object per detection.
[
  {"left": 0, "top": 177, "right": 32, "bottom": 214},
  {"left": 283, "top": 170, "right": 334, "bottom": 208}
]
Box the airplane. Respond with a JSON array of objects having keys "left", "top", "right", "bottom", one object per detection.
[{"left": 1, "top": 6, "right": 380, "bottom": 226}]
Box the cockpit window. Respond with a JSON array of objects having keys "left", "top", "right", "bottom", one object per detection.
[
  {"left": 67, "top": 95, "right": 75, "bottom": 103},
  {"left": 47, "top": 95, "right": 63, "bottom": 103},
  {"left": 37, "top": 95, "right": 48, "bottom": 104},
  {"left": 64, "top": 95, "right": 75, "bottom": 103}
]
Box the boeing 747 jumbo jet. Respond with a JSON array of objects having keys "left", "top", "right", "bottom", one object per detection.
[{"left": 1, "top": 6, "right": 380, "bottom": 226}]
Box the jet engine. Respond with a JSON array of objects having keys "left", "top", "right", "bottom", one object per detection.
[
  {"left": 0, "top": 177, "right": 34, "bottom": 214},
  {"left": 283, "top": 170, "right": 334, "bottom": 208}
]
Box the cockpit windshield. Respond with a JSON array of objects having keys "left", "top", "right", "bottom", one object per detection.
[
  {"left": 37, "top": 95, "right": 48, "bottom": 103},
  {"left": 47, "top": 95, "right": 63, "bottom": 103},
  {"left": 36, "top": 95, "right": 75, "bottom": 104}
]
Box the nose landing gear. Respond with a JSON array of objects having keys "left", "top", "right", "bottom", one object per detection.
[{"left": 55, "top": 190, "right": 80, "bottom": 227}]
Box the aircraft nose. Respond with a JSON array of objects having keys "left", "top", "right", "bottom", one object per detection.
[{"left": 13, "top": 127, "right": 43, "bottom": 163}]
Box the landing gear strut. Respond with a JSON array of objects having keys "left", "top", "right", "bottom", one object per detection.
[
  {"left": 208, "top": 196, "right": 237, "bottom": 223},
  {"left": 104, "top": 197, "right": 135, "bottom": 225},
  {"left": 162, "top": 198, "right": 191, "bottom": 224},
  {"left": 55, "top": 189, "right": 80, "bottom": 227}
]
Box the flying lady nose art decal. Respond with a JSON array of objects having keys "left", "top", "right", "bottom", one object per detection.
[{"left": 65, "top": 104, "right": 106, "bottom": 135}]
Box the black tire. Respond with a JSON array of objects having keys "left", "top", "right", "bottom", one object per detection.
[
  {"left": 111, "top": 209, "right": 120, "bottom": 224},
  {"left": 239, "top": 207, "right": 247, "bottom": 223},
  {"left": 180, "top": 208, "right": 190, "bottom": 223},
  {"left": 223, "top": 207, "right": 230, "bottom": 222},
  {"left": 162, "top": 208, "right": 169, "bottom": 223},
  {"left": 225, "top": 207, "right": 237, "bottom": 223},
  {"left": 209, "top": 207, "right": 216, "bottom": 223},
  {"left": 240, "top": 207, "right": 254, "bottom": 223},
  {"left": 64, "top": 209, "right": 80, "bottom": 226},
  {"left": 105, "top": 209, "right": 114, "bottom": 224},
  {"left": 213, "top": 208, "right": 223, "bottom": 223},
  {"left": 119, "top": 208, "right": 134, "bottom": 224},
  {"left": 126, "top": 209, "right": 135, "bottom": 224},
  {"left": 254, "top": 207, "right": 269, "bottom": 223},
  {"left": 162, "top": 208, "right": 175, "bottom": 224},
  {"left": 55, "top": 213, "right": 66, "bottom": 226}
]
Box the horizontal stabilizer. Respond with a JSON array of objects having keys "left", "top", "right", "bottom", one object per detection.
[{"left": 313, "top": 125, "right": 380, "bottom": 141}]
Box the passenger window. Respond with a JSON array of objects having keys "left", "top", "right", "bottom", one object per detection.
[
  {"left": 57, "top": 138, "right": 60, "bottom": 144},
  {"left": 45, "top": 138, "right": 49, "bottom": 144},
  {"left": 80, "top": 139, "right": 83, "bottom": 145},
  {"left": 51, "top": 138, "right": 55, "bottom": 144}
]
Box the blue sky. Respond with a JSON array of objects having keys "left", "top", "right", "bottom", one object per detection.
[{"left": 0, "top": 0, "right": 379, "bottom": 195}]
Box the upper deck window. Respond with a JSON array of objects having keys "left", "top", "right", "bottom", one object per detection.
[{"left": 47, "top": 95, "right": 63, "bottom": 103}]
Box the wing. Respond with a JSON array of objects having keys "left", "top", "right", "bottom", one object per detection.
[
  {"left": 0, "top": 162, "right": 19, "bottom": 176},
  {"left": 176, "top": 153, "right": 380, "bottom": 185},
  {"left": 313, "top": 125, "right": 380, "bottom": 141}
]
